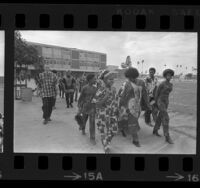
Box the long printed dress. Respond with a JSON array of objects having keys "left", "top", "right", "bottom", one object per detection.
[
  {"left": 118, "top": 80, "right": 142, "bottom": 141},
  {"left": 92, "top": 82, "right": 118, "bottom": 152},
  {"left": 144, "top": 76, "right": 159, "bottom": 124}
]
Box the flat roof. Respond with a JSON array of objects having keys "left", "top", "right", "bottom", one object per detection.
[{"left": 27, "top": 41, "right": 107, "bottom": 56}]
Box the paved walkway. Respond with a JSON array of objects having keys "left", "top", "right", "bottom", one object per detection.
[{"left": 14, "top": 96, "right": 196, "bottom": 154}]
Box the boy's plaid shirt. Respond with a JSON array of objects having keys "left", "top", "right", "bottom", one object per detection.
[{"left": 38, "top": 71, "right": 57, "bottom": 98}]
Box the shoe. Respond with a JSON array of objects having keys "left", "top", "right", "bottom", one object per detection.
[
  {"left": 121, "top": 130, "right": 127, "bottom": 137},
  {"left": 147, "top": 122, "right": 154, "bottom": 127},
  {"left": 47, "top": 118, "right": 52, "bottom": 121},
  {"left": 165, "top": 135, "right": 174, "bottom": 144},
  {"left": 43, "top": 120, "right": 48, "bottom": 125},
  {"left": 70, "top": 104, "right": 73, "bottom": 108},
  {"left": 82, "top": 130, "right": 86, "bottom": 135},
  {"left": 153, "top": 129, "right": 162, "bottom": 137},
  {"left": 90, "top": 139, "right": 96, "bottom": 145},
  {"left": 66, "top": 105, "right": 69, "bottom": 108},
  {"left": 132, "top": 140, "right": 141, "bottom": 147}
]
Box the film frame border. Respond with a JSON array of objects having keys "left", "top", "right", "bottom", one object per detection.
[{"left": 0, "top": 4, "right": 199, "bottom": 181}]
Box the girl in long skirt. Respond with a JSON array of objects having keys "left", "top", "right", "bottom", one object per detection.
[
  {"left": 118, "top": 67, "right": 150, "bottom": 147},
  {"left": 92, "top": 70, "right": 118, "bottom": 153}
]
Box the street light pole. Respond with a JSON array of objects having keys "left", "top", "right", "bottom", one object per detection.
[
  {"left": 180, "top": 65, "right": 182, "bottom": 75},
  {"left": 141, "top": 60, "right": 144, "bottom": 74}
]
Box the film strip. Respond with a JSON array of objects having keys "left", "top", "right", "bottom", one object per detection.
[{"left": 0, "top": 4, "right": 199, "bottom": 181}]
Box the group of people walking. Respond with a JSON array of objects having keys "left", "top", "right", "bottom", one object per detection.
[
  {"left": 57, "top": 71, "right": 87, "bottom": 108},
  {"left": 37, "top": 64, "right": 87, "bottom": 125},
  {"left": 76, "top": 67, "right": 174, "bottom": 153},
  {"left": 38, "top": 64, "right": 175, "bottom": 153}
]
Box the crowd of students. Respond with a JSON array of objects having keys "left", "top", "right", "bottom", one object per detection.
[
  {"left": 76, "top": 67, "right": 175, "bottom": 153},
  {"left": 37, "top": 64, "right": 175, "bottom": 153},
  {"left": 37, "top": 66, "right": 88, "bottom": 125}
]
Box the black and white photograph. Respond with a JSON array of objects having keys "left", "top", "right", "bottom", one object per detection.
[
  {"left": 0, "top": 31, "right": 4, "bottom": 153},
  {"left": 14, "top": 31, "right": 197, "bottom": 154}
]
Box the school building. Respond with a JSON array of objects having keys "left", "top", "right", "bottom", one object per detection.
[{"left": 27, "top": 41, "right": 107, "bottom": 77}]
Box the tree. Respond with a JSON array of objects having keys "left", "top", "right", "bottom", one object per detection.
[
  {"left": 14, "top": 31, "right": 44, "bottom": 87},
  {"left": 15, "top": 31, "right": 43, "bottom": 67},
  {"left": 141, "top": 59, "right": 144, "bottom": 74}
]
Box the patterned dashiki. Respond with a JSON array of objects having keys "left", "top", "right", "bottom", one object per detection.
[
  {"left": 145, "top": 76, "right": 158, "bottom": 99},
  {"left": 144, "top": 76, "right": 159, "bottom": 124},
  {"left": 118, "top": 80, "right": 142, "bottom": 136}
]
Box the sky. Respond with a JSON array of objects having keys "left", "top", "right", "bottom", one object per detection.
[
  {"left": 0, "top": 31, "right": 4, "bottom": 76},
  {"left": 19, "top": 31, "right": 197, "bottom": 75}
]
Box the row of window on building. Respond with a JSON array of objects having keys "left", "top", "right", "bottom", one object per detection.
[
  {"left": 41, "top": 47, "right": 106, "bottom": 63},
  {"left": 44, "top": 58, "right": 105, "bottom": 68}
]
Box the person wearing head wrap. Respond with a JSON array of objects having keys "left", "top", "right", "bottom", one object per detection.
[
  {"left": 144, "top": 67, "right": 159, "bottom": 127},
  {"left": 153, "top": 69, "right": 175, "bottom": 144},
  {"left": 91, "top": 70, "right": 118, "bottom": 153},
  {"left": 95, "top": 70, "right": 109, "bottom": 90},
  {"left": 118, "top": 67, "right": 151, "bottom": 147}
]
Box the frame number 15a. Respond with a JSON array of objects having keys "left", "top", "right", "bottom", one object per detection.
[{"left": 83, "top": 172, "right": 103, "bottom": 181}]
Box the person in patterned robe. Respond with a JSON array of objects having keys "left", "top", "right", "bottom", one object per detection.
[
  {"left": 144, "top": 67, "right": 159, "bottom": 127},
  {"left": 118, "top": 67, "right": 151, "bottom": 147},
  {"left": 153, "top": 69, "right": 174, "bottom": 144},
  {"left": 92, "top": 70, "right": 118, "bottom": 153}
]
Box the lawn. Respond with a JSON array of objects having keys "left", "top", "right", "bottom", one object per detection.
[{"left": 113, "top": 79, "right": 197, "bottom": 117}]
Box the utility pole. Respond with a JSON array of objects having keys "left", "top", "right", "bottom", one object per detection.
[{"left": 141, "top": 59, "right": 144, "bottom": 74}]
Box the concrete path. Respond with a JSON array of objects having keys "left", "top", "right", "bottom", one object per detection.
[{"left": 14, "top": 96, "right": 196, "bottom": 154}]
